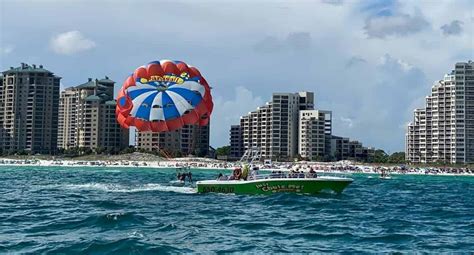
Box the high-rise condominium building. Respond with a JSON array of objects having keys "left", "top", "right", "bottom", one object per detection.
[
  {"left": 229, "top": 125, "right": 244, "bottom": 159},
  {"left": 240, "top": 103, "right": 272, "bottom": 159},
  {"left": 58, "top": 89, "right": 77, "bottom": 149},
  {"left": 58, "top": 77, "right": 129, "bottom": 152},
  {"left": 330, "top": 135, "right": 350, "bottom": 160},
  {"left": 298, "top": 110, "right": 332, "bottom": 160},
  {"left": 406, "top": 61, "right": 474, "bottom": 163},
  {"left": 271, "top": 92, "right": 307, "bottom": 159},
  {"left": 231, "top": 91, "right": 375, "bottom": 162},
  {"left": 329, "top": 136, "right": 374, "bottom": 161},
  {"left": 136, "top": 124, "right": 210, "bottom": 157},
  {"left": 0, "top": 63, "right": 60, "bottom": 154},
  {"left": 235, "top": 92, "right": 314, "bottom": 160}
]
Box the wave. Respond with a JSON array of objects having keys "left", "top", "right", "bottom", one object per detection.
[{"left": 62, "top": 183, "right": 196, "bottom": 194}]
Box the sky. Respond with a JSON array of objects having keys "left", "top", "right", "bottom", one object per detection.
[{"left": 0, "top": 0, "right": 473, "bottom": 153}]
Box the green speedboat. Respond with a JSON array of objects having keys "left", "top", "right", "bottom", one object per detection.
[{"left": 196, "top": 173, "right": 353, "bottom": 195}]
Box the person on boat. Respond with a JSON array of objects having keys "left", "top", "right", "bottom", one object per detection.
[
  {"left": 232, "top": 167, "right": 242, "bottom": 180},
  {"left": 179, "top": 173, "right": 187, "bottom": 182},
  {"left": 242, "top": 165, "right": 250, "bottom": 181},
  {"left": 187, "top": 171, "right": 193, "bottom": 183},
  {"left": 249, "top": 166, "right": 258, "bottom": 180},
  {"left": 298, "top": 171, "right": 305, "bottom": 178},
  {"left": 270, "top": 170, "right": 278, "bottom": 178},
  {"left": 308, "top": 168, "right": 317, "bottom": 178}
]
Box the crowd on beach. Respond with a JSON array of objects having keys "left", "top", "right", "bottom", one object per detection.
[
  {"left": 0, "top": 157, "right": 473, "bottom": 176},
  {"left": 290, "top": 164, "right": 474, "bottom": 176}
]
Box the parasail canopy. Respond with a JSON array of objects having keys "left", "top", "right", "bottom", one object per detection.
[{"left": 116, "top": 60, "right": 213, "bottom": 132}]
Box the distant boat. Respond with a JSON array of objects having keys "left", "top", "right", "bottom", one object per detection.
[
  {"left": 176, "top": 166, "right": 191, "bottom": 171},
  {"left": 379, "top": 169, "right": 392, "bottom": 180}
]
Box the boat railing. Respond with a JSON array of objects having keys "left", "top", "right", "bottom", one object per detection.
[{"left": 249, "top": 172, "right": 318, "bottom": 180}]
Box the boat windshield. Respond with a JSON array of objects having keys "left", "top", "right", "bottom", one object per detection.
[
  {"left": 250, "top": 172, "right": 317, "bottom": 180},
  {"left": 217, "top": 171, "right": 318, "bottom": 181}
]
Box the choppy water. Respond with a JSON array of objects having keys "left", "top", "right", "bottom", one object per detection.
[{"left": 0, "top": 166, "right": 473, "bottom": 253}]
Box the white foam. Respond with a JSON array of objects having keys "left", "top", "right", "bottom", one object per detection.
[
  {"left": 62, "top": 183, "right": 196, "bottom": 194},
  {"left": 128, "top": 230, "right": 145, "bottom": 239}
]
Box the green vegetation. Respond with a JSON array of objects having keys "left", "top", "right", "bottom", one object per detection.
[
  {"left": 387, "top": 152, "right": 406, "bottom": 163},
  {"left": 0, "top": 145, "right": 212, "bottom": 160},
  {"left": 215, "top": 146, "right": 230, "bottom": 156},
  {"left": 367, "top": 150, "right": 406, "bottom": 164}
]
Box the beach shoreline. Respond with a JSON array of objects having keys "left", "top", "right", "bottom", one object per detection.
[{"left": 1, "top": 157, "right": 473, "bottom": 177}]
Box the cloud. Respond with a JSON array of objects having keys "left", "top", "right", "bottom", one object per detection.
[
  {"left": 50, "top": 31, "right": 96, "bottom": 55},
  {"left": 325, "top": 53, "right": 428, "bottom": 151},
  {"left": 440, "top": 20, "right": 463, "bottom": 36},
  {"left": 1, "top": 0, "right": 471, "bottom": 152},
  {"left": 321, "top": 0, "right": 344, "bottom": 6},
  {"left": 254, "top": 32, "right": 312, "bottom": 53},
  {"left": 340, "top": 117, "right": 354, "bottom": 128},
  {"left": 0, "top": 45, "right": 14, "bottom": 55},
  {"left": 359, "top": 0, "right": 399, "bottom": 16},
  {"left": 346, "top": 56, "right": 367, "bottom": 68},
  {"left": 286, "top": 32, "right": 312, "bottom": 51},
  {"left": 211, "top": 86, "right": 264, "bottom": 146},
  {"left": 253, "top": 36, "right": 283, "bottom": 53},
  {"left": 379, "top": 53, "right": 413, "bottom": 72},
  {"left": 364, "top": 11, "right": 429, "bottom": 38}
]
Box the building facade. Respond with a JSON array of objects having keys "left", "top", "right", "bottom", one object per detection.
[
  {"left": 348, "top": 140, "right": 375, "bottom": 161},
  {"left": 136, "top": 124, "right": 210, "bottom": 157},
  {"left": 406, "top": 61, "right": 474, "bottom": 163},
  {"left": 234, "top": 92, "right": 316, "bottom": 160},
  {"left": 240, "top": 103, "right": 273, "bottom": 159},
  {"left": 298, "top": 110, "right": 332, "bottom": 160},
  {"left": 58, "top": 89, "right": 77, "bottom": 149},
  {"left": 330, "top": 135, "right": 350, "bottom": 160},
  {"left": 230, "top": 91, "right": 375, "bottom": 162},
  {"left": 229, "top": 125, "right": 244, "bottom": 159},
  {"left": 0, "top": 63, "right": 60, "bottom": 154},
  {"left": 236, "top": 92, "right": 305, "bottom": 160},
  {"left": 271, "top": 93, "right": 301, "bottom": 159},
  {"left": 57, "top": 77, "right": 129, "bottom": 152},
  {"left": 330, "top": 135, "right": 374, "bottom": 161}
]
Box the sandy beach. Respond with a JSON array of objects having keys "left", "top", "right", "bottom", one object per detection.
[{"left": 1, "top": 154, "right": 473, "bottom": 177}]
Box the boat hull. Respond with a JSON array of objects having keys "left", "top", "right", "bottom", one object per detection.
[{"left": 196, "top": 177, "right": 353, "bottom": 195}]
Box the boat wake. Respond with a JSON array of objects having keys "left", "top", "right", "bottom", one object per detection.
[{"left": 61, "top": 183, "right": 197, "bottom": 194}]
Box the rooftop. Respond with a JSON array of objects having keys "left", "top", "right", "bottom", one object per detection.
[
  {"left": 105, "top": 100, "right": 117, "bottom": 106},
  {"left": 2, "top": 63, "right": 55, "bottom": 75},
  {"left": 98, "top": 76, "right": 115, "bottom": 84},
  {"left": 84, "top": 95, "right": 101, "bottom": 101},
  {"left": 76, "top": 79, "right": 97, "bottom": 89},
  {"left": 75, "top": 76, "right": 115, "bottom": 89}
]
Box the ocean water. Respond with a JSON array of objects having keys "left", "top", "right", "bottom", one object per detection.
[{"left": 0, "top": 166, "right": 473, "bottom": 254}]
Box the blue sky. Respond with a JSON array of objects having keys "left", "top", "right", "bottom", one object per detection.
[{"left": 1, "top": 0, "right": 473, "bottom": 152}]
